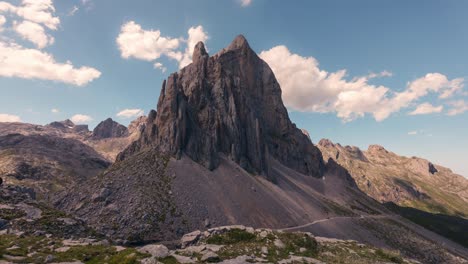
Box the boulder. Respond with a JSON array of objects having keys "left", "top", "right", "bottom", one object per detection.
[{"left": 137, "top": 244, "right": 169, "bottom": 258}]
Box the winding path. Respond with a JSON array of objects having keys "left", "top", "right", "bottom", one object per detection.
[{"left": 279, "top": 214, "right": 391, "bottom": 231}]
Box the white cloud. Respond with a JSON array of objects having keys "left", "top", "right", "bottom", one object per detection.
[
  {"left": 13, "top": 20, "right": 54, "bottom": 48},
  {"left": 0, "top": 15, "right": 5, "bottom": 31},
  {"left": 447, "top": 100, "right": 468, "bottom": 116},
  {"left": 239, "top": 0, "right": 252, "bottom": 7},
  {"left": 51, "top": 108, "right": 59, "bottom": 113},
  {"left": 0, "top": 113, "right": 21, "bottom": 122},
  {"left": 178, "top": 25, "right": 208, "bottom": 69},
  {"left": 409, "top": 103, "right": 443, "bottom": 115},
  {"left": 153, "top": 62, "right": 166, "bottom": 73},
  {"left": 259, "top": 45, "right": 390, "bottom": 121},
  {"left": 0, "top": 41, "right": 101, "bottom": 86},
  {"left": 116, "top": 108, "right": 144, "bottom": 119},
  {"left": 408, "top": 131, "right": 418, "bottom": 135},
  {"left": 116, "top": 21, "right": 180, "bottom": 61},
  {"left": 116, "top": 22, "right": 208, "bottom": 70},
  {"left": 259, "top": 45, "right": 465, "bottom": 122},
  {"left": 0, "top": 0, "right": 101, "bottom": 86},
  {"left": 70, "top": 114, "right": 92, "bottom": 124},
  {"left": 0, "top": 0, "right": 60, "bottom": 30},
  {"left": 406, "top": 73, "right": 464, "bottom": 100},
  {"left": 366, "top": 70, "right": 392, "bottom": 79},
  {"left": 68, "top": 5, "right": 79, "bottom": 16}
]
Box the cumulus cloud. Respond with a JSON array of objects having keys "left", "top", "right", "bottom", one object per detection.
[
  {"left": 239, "top": 0, "right": 252, "bottom": 7},
  {"left": 0, "top": 42, "right": 101, "bottom": 86},
  {"left": 0, "top": 113, "right": 21, "bottom": 122},
  {"left": 178, "top": 25, "right": 208, "bottom": 69},
  {"left": 409, "top": 103, "right": 443, "bottom": 115},
  {"left": 13, "top": 20, "right": 54, "bottom": 48},
  {"left": 51, "top": 108, "right": 59, "bottom": 113},
  {"left": 0, "top": 0, "right": 101, "bottom": 86},
  {"left": 116, "top": 21, "right": 208, "bottom": 70},
  {"left": 116, "top": 108, "right": 144, "bottom": 119},
  {"left": 70, "top": 114, "right": 92, "bottom": 124},
  {"left": 0, "top": 0, "right": 60, "bottom": 30},
  {"left": 447, "top": 100, "right": 468, "bottom": 116},
  {"left": 259, "top": 45, "right": 465, "bottom": 122},
  {"left": 116, "top": 21, "right": 180, "bottom": 61},
  {"left": 153, "top": 62, "right": 166, "bottom": 73}
]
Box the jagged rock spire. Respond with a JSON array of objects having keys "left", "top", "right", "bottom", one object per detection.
[{"left": 119, "top": 35, "right": 325, "bottom": 181}]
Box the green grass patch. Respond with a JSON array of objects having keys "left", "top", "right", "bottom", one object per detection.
[
  {"left": 206, "top": 229, "right": 256, "bottom": 245},
  {"left": 0, "top": 208, "right": 26, "bottom": 220},
  {"left": 158, "top": 256, "right": 178, "bottom": 264}
]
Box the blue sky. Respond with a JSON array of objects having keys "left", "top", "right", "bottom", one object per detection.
[{"left": 0, "top": 0, "right": 467, "bottom": 177}]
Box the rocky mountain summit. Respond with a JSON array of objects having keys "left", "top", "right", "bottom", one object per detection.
[
  {"left": 92, "top": 118, "right": 129, "bottom": 139},
  {"left": 119, "top": 35, "right": 323, "bottom": 181}
]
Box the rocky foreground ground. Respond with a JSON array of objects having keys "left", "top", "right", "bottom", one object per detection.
[
  {"left": 0, "top": 184, "right": 430, "bottom": 264},
  {"left": 0, "top": 225, "right": 419, "bottom": 264}
]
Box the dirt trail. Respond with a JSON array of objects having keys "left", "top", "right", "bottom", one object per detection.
[{"left": 279, "top": 214, "right": 391, "bottom": 231}]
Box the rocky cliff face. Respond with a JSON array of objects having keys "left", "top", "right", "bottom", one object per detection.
[
  {"left": 92, "top": 118, "right": 128, "bottom": 139},
  {"left": 119, "top": 35, "right": 324, "bottom": 181},
  {"left": 317, "top": 139, "right": 468, "bottom": 217}
]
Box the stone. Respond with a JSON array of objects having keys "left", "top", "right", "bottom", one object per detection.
[
  {"left": 54, "top": 247, "right": 70, "bottom": 252},
  {"left": 181, "top": 230, "right": 201, "bottom": 248},
  {"left": 45, "top": 255, "right": 55, "bottom": 263},
  {"left": 182, "top": 245, "right": 206, "bottom": 254},
  {"left": 114, "top": 246, "right": 126, "bottom": 252},
  {"left": 137, "top": 244, "right": 169, "bottom": 258},
  {"left": 259, "top": 231, "right": 269, "bottom": 238},
  {"left": 58, "top": 218, "right": 77, "bottom": 225},
  {"left": 205, "top": 244, "right": 224, "bottom": 252},
  {"left": 274, "top": 239, "right": 285, "bottom": 249},
  {"left": 139, "top": 257, "right": 159, "bottom": 264},
  {"left": 0, "top": 218, "right": 8, "bottom": 229},
  {"left": 172, "top": 254, "right": 196, "bottom": 264},
  {"left": 261, "top": 246, "right": 268, "bottom": 254},
  {"left": 201, "top": 251, "right": 220, "bottom": 262}
]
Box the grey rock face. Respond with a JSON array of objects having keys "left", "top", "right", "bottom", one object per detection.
[
  {"left": 92, "top": 118, "right": 128, "bottom": 139},
  {"left": 119, "top": 35, "right": 324, "bottom": 181}
]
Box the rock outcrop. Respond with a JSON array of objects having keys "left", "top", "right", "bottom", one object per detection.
[
  {"left": 119, "top": 35, "right": 324, "bottom": 181},
  {"left": 47, "top": 119, "right": 90, "bottom": 134},
  {"left": 92, "top": 118, "right": 128, "bottom": 139}
]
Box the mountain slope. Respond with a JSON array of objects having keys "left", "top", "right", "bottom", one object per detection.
[
  {"left": 317, "top": 139, "right": 468, "bottom": 217},
  {"left": 0, "top": 133, "right": 110, "bottom": 200}
]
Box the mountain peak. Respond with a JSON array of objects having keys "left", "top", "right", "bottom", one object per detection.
[
  {"left": 193, "top": 41, "right": 208, "bottom": 60},
  {"left": 318, "top": 138, "right": 335, "bottom": 148},
  {"left": 92, "top": 118, "right": 128, "bottom": 139},
  {"left": 119, "top": 34, "right": 324, "bottom": 180},
  {"left": 226, "top": 34, "right": 251, "bottom": 51},
  {"left": 367, "top": 144, "right": 388, "bottom": 154}
]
